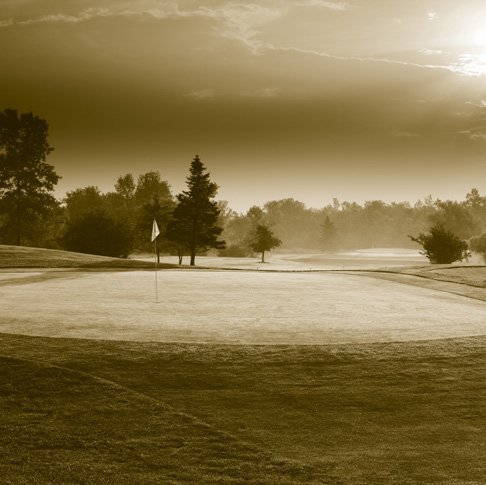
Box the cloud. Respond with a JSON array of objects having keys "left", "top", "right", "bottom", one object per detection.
[
  {"left": 186, "top": 89, "right": 216, "bottom": 99},
  {"left": 17, "top": 7, "right": 113, "bottom": 25},
  {"left": 427, "top": 9, "right": 438, "bottom": 21},
  {"left": 3, "top": 1, "right": 484, "bottom": 79},
  {"left": 450, "top": 53, "right": 486, "bottom": 77},
  {"left": 270, "top": 44, "right": 457, "bottom": 74},
  {"left": 419, "top": 49, "right": 443, "bottom": 56},
  {"left": 293, "top": 0, "right": 347, "bottom": 11},
  {"left": 391, "top": 130, "right": 421, "bottom": 138},
  {"left": 459, "top": 129, "right": 486, "bottom": 141},
  {"left": 1, "top": 2, "right": 282, "bottom": 53}
]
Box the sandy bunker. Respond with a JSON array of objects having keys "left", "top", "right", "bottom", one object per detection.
[{"left": 1, "top": 270, "right": 485, "bottom": 344}]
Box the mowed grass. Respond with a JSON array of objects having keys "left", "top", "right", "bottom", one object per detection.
[
  {"left": 2, "top": 270, "right": 486, "bottom": 344},
  {"left": 1, "top": 333, "right": 486, "bottom": 484}
]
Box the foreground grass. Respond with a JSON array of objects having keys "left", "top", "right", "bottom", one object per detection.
[{"left": 1, "top": 333, "right": 486, "bottom": 484}]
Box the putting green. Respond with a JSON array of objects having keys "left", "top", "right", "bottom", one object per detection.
[{"left": 1, "top": 270, "right": 485, "bottom": 344}]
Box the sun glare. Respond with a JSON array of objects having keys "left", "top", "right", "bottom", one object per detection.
[{"left": 473, "top": 28, "right": 486, "bottom": 46}]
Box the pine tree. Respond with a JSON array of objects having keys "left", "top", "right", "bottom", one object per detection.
[{"left": 168, "top": 155, "right": 225, "bottom": 265}]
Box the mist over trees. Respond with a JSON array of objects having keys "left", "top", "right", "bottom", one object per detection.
[
  {"left": 219, "top": 191, "right": 486, "bottom": 257},
  {"left": 3, "top": 108, "right": 486, "bottom": 263}
]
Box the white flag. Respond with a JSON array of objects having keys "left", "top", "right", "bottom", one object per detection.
[{"left": 151, "top": 219, "right": 160, "bottom": 242}]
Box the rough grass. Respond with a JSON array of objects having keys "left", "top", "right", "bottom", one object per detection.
[
  {"left": 1, "top": 333, "right": 486, "bottom": 484},
  {"left": 0, "top": 245, "right": 176, "bottom": 269}
]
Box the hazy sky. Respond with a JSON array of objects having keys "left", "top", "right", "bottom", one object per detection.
[{"left": 2, "top": 0, "right": 486, "bottom": 211}]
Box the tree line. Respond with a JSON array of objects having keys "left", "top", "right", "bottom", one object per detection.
[{"left": 2, "top": 108, "right": 486, "bottom": 264}]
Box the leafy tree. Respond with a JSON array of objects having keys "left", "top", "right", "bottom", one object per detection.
[
  {"left": 115, "top": 173, "right": 136, "bottom": 210},
  {"left": 248, "top": 224, "right": 281, "bottom": 263},
  {"left": 429, "top": 200, "right": 480, "bottom": 239},
  {"left": 64, "top": 186, "right": 105, "bottom": 221},
  {"left": 0, "top": 108, "right": 60, "bottom": 245},
  {"left": 168, "top": 154, "right": 225, "bottom": 266},
  {"left": 63, "top": 211, "right": 134, "bottom": 258},
  {"left": 135, "top": 171, "right": 172, "bottom": 207},
  {"left": 409, "top": 224, "right": 469, "bottom": 264}
]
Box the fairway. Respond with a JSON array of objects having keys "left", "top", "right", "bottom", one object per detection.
[{"left": 1, "top": 269, "right": 485, "bottom": 344}]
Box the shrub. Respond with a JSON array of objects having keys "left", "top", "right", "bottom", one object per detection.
[{"left": 409, "top": 224, "right": 469, "bottom": 264}]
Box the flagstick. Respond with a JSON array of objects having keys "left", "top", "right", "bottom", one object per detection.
[{"left": 154, "top": 238, "right": 158, "bottom": 303}]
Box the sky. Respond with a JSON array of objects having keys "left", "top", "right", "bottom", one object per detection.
[{"left": 1, "top": 0, "right": 486, "bottom": 212}]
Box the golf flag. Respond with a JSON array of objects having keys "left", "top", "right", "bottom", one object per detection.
[{"left": 151, "top": 219, "right": 160, "bottom": 242}]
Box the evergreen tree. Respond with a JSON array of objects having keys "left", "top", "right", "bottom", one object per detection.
[
  {"left": 0, "top": 109, "right": 60, "bottom": 245},
  {"left": 168, "top": 154, "right": 225, "bottom": 265},
  {"left": 248, "top": 224, "right": 281, "bottom": 263}
]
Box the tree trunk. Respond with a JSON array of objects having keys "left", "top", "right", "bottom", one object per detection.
[
  {"left": 16, "top": 193, "right": 21, "bottom": 246},
  {"left": 157, "top": 250, "right": 160, "bottom": 264},
  {"left": 190, "top": 248, "right": 196, "bottom": 266},
  {"left": 261, "top": 251, "right": 265, "bottom": 263}
]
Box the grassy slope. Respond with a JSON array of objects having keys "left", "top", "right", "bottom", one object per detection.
[
  {"left": 1, "top": 333, "right": 486, "bottom": 484},
  {"left": 399, "top": 265, "right": 486, "bottom": 288},
  {"left": 339, "top": 264, "right": 486, "bottom": 302},
  {"left": 0, "top": 245, "right": 178, "bottom": 269}
]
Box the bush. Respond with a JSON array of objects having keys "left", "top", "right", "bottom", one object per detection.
[
  {"left": 409, "top": 224, "right": 469, "bottom": 264},
  {"left": 63, "top": 212, "right": 134, "bottom": 258}
]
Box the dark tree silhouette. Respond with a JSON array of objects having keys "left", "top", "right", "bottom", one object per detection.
[
  {"left": 0, "top": 109, "right": 60, "bottom": 245},
  {"left": 167, "top": 154, "right": 225, "bottom": 266},
  {"left": 409, "top": 224, "right": 469, "bottom": 264},
  {"left": 249, "top": 224, "right": 281, "bottom": 263},
  {"left": 138, "top": 194, "right": 174, "bottom": 262},
  {"left": 64, "top": 186, "right": 104, "bottom": 221},
  {"left": 63, "top": 211, "right": 134, "bottom": 258}
]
